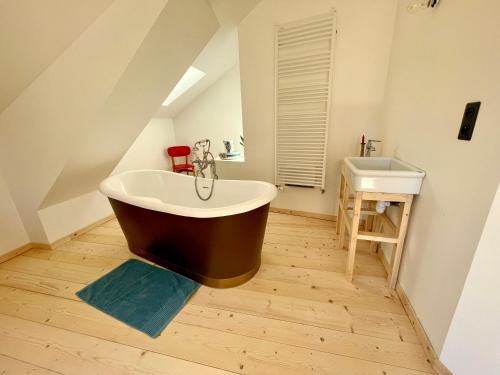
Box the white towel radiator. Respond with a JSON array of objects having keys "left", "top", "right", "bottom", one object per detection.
[{"left": 274, "top": 10, "right": 337, "bottom": 190}]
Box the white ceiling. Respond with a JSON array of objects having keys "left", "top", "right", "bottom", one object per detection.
[
  {"left": 155, "top": 0, "right": 260, "bottom": 118},
  {"left": 0, "top": 0, "right": 114, "bottom": 114}
]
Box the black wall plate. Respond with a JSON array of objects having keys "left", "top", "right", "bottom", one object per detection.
[{"left": 458, "top": 102, "right": 481, "bottom": 141}]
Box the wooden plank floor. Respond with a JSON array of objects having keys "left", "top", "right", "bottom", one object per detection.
[{"left": 0, "top": 212, "right": 435, "bottom": 374}]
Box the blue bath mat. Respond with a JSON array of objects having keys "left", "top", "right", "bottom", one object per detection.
[{"left": 76, "top": 259, "right": 200, "bottom": 337}]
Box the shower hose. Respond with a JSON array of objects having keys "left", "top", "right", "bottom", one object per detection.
[{"left": 194, "top": 151, "right": 218, "bottom": 201}]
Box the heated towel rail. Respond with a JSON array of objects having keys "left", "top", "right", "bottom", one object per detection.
[{"left": 274, "top": 10, "right": 336, "bottom": 190}]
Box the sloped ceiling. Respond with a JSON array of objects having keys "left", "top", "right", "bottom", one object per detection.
[
  {"left": 0, "top": 0, "right": 219, "bottom": 241},
  {"left": 41, "top": 0, "right": 219, "bottom": 207},
  {"left": 155, "top": 0, "right": 261, "bottom": 118},
  {"left": 209, "top": 0, "right": 261, "bottom": 28},
  {"left": 0, "top": 0, "right": 114, "bottom": 113}
]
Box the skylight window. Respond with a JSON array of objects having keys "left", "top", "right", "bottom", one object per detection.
[{"left": 162, "top": 66, "right": 206, "bottom": 106}]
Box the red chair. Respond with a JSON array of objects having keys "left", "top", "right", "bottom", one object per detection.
[{"left": 166, "top": 146, "right": 194, "bottom": 175}]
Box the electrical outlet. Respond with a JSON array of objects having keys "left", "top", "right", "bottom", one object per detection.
[{"left": 458, "top": 102, "right": 481, "bottom": 141}]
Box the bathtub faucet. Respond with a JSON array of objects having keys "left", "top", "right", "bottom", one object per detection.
[
  {"left": 192, "top": 139, "right": 218, "bottom": 201},
  {"left": 192, "top": 139, "right": 218, "bottom": 179}
]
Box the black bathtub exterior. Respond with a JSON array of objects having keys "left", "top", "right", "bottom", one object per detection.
[{"left": 108, "top": 198, "right": 270, "bottom": 288}]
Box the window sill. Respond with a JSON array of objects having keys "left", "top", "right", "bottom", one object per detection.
[{"left": 214, "top": 155, "right": 245, "bottom": 163}]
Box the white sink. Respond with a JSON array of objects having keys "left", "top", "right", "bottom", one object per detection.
[{"left": 344, "top": 157, "right": 425, "bottom": 194}]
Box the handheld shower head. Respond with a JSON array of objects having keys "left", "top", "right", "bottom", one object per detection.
[{"left": 192, "top": 138, "right": 217, "bottom": 201}]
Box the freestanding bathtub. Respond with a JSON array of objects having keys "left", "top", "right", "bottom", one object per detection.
[{"left": 99, "top": 170, "right": 277, "bottom": 288}]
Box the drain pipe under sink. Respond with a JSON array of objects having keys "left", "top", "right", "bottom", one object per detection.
[{"left": 375, "top": 201, "right": 391, "bottom": 214}]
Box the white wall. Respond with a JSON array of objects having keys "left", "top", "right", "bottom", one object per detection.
[
  {"left": 156, "top": 0, "right": 261, "bottom": 118},
  {"left": 36, "top": 118, "right": 176, "bottom": 244},
  {"left": 0, "top": 171, "right": 29, "bottom": 254},
  {"left": 42, "top": 0, "right": 218, "bottom": 207},
  {"left": 380, "top": 0, "right": 500, "bottom": 354},
  {"left": 0, "top": 0, "right": 218, "bottom": 244},
  {"left": 440, "top": 184, "right": 500, "bottom": 374},
  {"left": 0, "top": 0, "right": 114, "bottom": 112},
  {"left": 37, "top": 191, "right": 112, "bottom": 244},
  {"left": 174, "top": 65, "right": 244, "bottom": 156},
  {"left": 0, "top": 0, "right": 170, "bottom": 243},
  {"left": 114, "top": 118, "right": 177, "bottom": 173},
  {"left": 218, "top": 0, "right": 398, "bottom": 214},
  {"left": 157, "top": 29, "right": 239, "bottom": 119}
]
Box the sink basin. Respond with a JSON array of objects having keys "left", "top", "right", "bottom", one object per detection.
[{"left": 344, "top": 157, "right": 425, "bottom": 194}]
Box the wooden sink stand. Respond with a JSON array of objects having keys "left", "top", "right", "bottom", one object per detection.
[{"left": 336, "top": 164, "right": 414, "bottom": 289}]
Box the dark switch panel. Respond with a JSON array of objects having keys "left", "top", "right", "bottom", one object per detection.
[{"left": 458, "top": 101, "right": 481, "bottom": 141}]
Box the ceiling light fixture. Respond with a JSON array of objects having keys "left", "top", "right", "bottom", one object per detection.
[{"left": 407, "top": 0, "right": 440, "bottom": 14}]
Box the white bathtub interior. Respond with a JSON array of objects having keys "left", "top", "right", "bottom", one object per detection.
[{"left": 101, "top": 170, "right": 277, "bottom": 217}]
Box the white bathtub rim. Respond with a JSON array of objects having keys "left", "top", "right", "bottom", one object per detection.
[{"left": 99, "top": 169, "right": 277, "bottom": 218}]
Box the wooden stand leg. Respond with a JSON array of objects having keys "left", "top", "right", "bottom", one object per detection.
[
  {"left": 339, "top": 218, "right": 346, "bottom": 250},
  {"left": 338, "top": 176, "right": 349, "bottom": 250},
  {"left": 365, "top": 201, "right": 374, "bottom": 232},
  {"left": 369, "top": 215, "right": 382, "bottom": 254},
  {"left": 346, "top": 192, "right": 362, "bottom": 282},
  {"left": 388, "top": 196, "right": 413, "bottom": 288},
  {"left": 336, "top": 174, "right": 345, "bottom": 235}
]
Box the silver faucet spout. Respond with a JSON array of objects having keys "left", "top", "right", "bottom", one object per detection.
[{"left": 365, "top": 139, "right": 381, "bottom": 157}]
